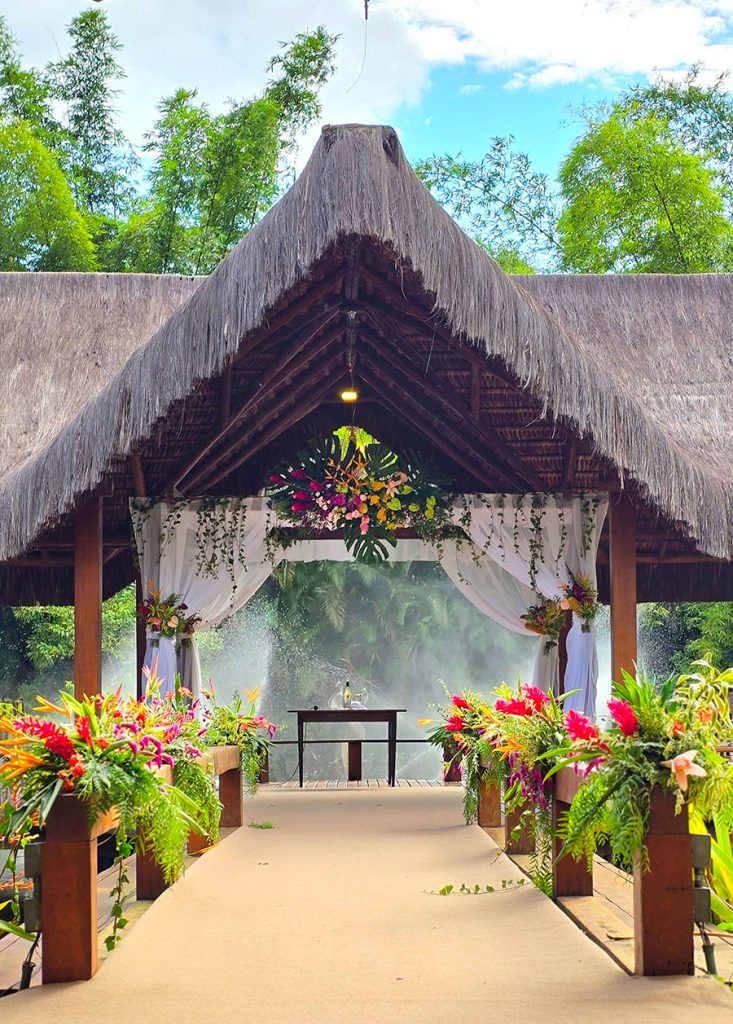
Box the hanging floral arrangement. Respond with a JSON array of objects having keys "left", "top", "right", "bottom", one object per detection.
[
  {"left": 521, "top": 597, "right": 566, "bottom": 652},
  {"left": 138, "top": 583, "right": 200, "bottom": 639},
  {"left": 559, "top": 571, "right": 598, "bottom": 631},
  {"left": 265, "top": 432, "right": 452, "bottom": 563}
]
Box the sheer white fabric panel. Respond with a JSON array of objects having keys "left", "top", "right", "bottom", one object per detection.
[
  {"left": 132, "top": 498, "right": 279, "bottom": 697},
  {"left": 440, "top": 543, "right": 557, "bottom": 692}
]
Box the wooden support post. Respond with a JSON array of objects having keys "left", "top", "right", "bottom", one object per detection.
[
  {"left": 135, "top": 570, "right": 147, "bottom": 699},
  {"left": 633, "top": 788, "right": 694, "bottom": 976},
  {"left": 558, "top": 611, "right": 571, "bottom": 695},
  {"left": 41, "top": 798, "right": 99, "bottom": 982},
  {"left": 258, "top": 748, "right": 270, "bottom": 785},
  {"left": 442, "top": 741, "right": 462, "bottom": 783},
  {"left": 477, "top": 772, "right": 502, "bottom": 828},
  {"left": 74, "top": 497, "right": 103, "bottom": 699},
  {"left": 609, "top": 492, "right": 637, "bottom": 683},
  {"left": 347, "top": 740, "right": 362, "bottom": 782},
  {"left": 505, "top": 802, "right": 534, "bottom": 854},
  {"left": 219, "top": 766, "right": 244, "bottom": 828},
  {"left": 552, "top": 768, "right": 593, "bottom": 897},
  {"left": 552, "top": 799, "right": 593, "bottom": 897},
  {"left": 136, "top": 849, "right": 168, "bottom": 901}
]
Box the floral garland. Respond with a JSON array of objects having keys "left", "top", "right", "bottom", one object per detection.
[
  {"left": 559, "top": 570, "right": 598, "bottom": 631},
  {"left": 265, "top": 433, "right": 452, "bottom": 564}
]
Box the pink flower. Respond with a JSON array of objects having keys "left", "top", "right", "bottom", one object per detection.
[
  {"left": 662, "top": 750, "right": 707, "bottom": 792},
  {"left": 291, "top": 469, "right": 307, "bottom": 479},
  {"left": 564, "top": 709, "right": 599, "bottom": 742},
  {"left": 293, "top": 491, "right": 310, "bottom": 500},
  {"left": 269, "top": 475, "right": 286, "bottom": 484},
  {"left": 445, "top": 714, "right": 464, "bottom": 732},
  {"left": 521, "top": 684, "right": 550, "bottom": 711},
  {"left": 495, "top": 698, "right": 532, "bottom": 716},
  {"left": 360, "top": 515, "right": 370, "bottom": 535},
  {"left": 607, "top": 698, "right": 638, "bottom": 736}
]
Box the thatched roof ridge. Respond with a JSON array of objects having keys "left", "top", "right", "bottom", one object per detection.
[{"left": 0, "top": 124, "right": 732, "bottom": 562}]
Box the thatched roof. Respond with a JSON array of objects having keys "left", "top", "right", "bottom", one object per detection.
[
  {"left": 1, "top": 123, "right": 733, "bottom": 582},
  {"left": 0, "top": 272, "right": 201, "bottom": 479}
]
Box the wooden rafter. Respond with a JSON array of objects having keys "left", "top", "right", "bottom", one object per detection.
[
  {"left": 359, "top": 324, "right": 542, "bottom": 490},
  {"left": 169, "top": 312, "right": 344, "bottom": 492}
]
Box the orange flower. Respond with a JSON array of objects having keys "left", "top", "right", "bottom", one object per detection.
[
  {"left": 661, "top": 750, "right": 707, "bottom": 792},
  {"left": 697, "top": 707, "right": 713, "bottom": 724},
  {"left": 493, "top": 737, "right": 521, "bottom": 760}
]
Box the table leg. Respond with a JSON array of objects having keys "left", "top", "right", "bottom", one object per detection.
[
  {"left": 388, "top": 716, "right": 396, "bottom": 786},
  {"left": 297, "top": 715, "right": 304, "bottom": 788}
]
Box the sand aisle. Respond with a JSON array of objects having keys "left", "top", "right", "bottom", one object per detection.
[{"left": 3, "top": 787, "right": 731, "bottom": 1024}]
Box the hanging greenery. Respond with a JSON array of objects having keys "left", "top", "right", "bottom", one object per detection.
[{"left": 265, "top": 433, "right": 453, "bottom": 564}]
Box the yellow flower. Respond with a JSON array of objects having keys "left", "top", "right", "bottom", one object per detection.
[
  {"left": 369, "top": 495, "right": 380, "bottom": 505},
  {"left": 417, "top": 718, "right": 435, "bottom": 726},
  {"left": 358, "top": 503, "right": 368, "bottom": 515},
  {"left": 33, "top": 696, "right": 66, "bottom": 716},
  {"left": 376, "top": 507, "right": 387, "bottom": 523},
  {"left": 245, "top": 687, "right": 261, "bottom": 703}
]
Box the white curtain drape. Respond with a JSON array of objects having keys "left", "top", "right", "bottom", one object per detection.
[
  {"left": 132, "top": 498, "right": 278, "bottom": 696},
  {"left": 131, "top": 493, "right": 607, "bottom": 712},
  {"left": 440, "top": 543, "right": 559, "bottom": 693},
  {"left": 453, "top": 495, "right": 608, "bottom": 716}
]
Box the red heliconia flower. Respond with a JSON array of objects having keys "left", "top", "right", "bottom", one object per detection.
[
  {"left": 564, "top": 709, "right": 600, "bottom": 742},
  {"left": 76, "top": 715, "right": 94, "bottom": 747},
  {"left": 607, "top": 698, "right": 638, "bottom": 736},
  {"left": 269, "top": 474, "right": 287, "bottom": 484},
  {"left": 445, "top": 715, "right": 465, "bottom": 732},
  {"left": 293, "top": 491, "right": 310, "bottom": 501},
  {"left": 520, "top": 684, "right": 550, "bottom": 711},
  {"left": 495, "top": 698, "right": 532, "bottom": 716},
  {"left": 291, "top": 469, "right": 307, "bottom": 479},
  {"left": 19, "top": 718, "right": 76, "bottom": 762},
  {"left": 451, "top": 695, "right": 473, "bottom": 711},
  {"left": 291, "top": 502, "right": 310, "bottom": 512}
]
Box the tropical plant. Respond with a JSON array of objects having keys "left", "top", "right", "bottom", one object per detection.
[{"left": 201, "top": 685, "right": 275, "bottom": 793}]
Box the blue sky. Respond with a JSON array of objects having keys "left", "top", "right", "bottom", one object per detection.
[{"left": 7, "top": 1, "right": 733, "bottom": 181}]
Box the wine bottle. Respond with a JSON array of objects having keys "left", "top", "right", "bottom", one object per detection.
[{"left": 343, "top": 681, "right": 352, "bottom": 708}]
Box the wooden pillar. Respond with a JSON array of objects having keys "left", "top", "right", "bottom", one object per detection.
[
  {"left": 552, "top": 767, "right": 593, "bottom": 897},
  {"left": 609, "top": 491, "right": 637, "bottom": 683},
  {"left": 552, "top": 797, "right": 593, "bottom": 897},
  {"left": 505, "top": 802, "right": 534, "bottom": 854},
  {"left": 219, "top": 767, "right": 244, "bottom": 827},
  {"left": 558, "top": 612, "right": 571, "bottom": 695},
  {"left": 136, "top": 850, "right": 168, "bottom": 900},
  {"left": 633, "top": 788, "right": 694, "bottom": 976},
  {"left": 135, "top": 570, "right": 147, "bottom": 699},
  {"left": 477, "top": 772, "right": 502, "bottom": 827},
  {"left": 74, "top": 497, "right": 103, "bottom": 699},
  {"left": 348, "top": 740, "right": 362, "bottom": 782}
]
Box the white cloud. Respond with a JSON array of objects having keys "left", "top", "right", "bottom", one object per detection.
[
  {"left": 7, "top": 0, "right": 733, "bottom": 160},
  {"left": 459, "top": 83, "right": 483, "bottom": 95}
]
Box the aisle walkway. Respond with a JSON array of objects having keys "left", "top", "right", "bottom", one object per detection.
[{"left": 3, "top": 788, "right": 731, "bottom": 1024}]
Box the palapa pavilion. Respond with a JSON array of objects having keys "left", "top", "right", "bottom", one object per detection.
[{"left": 0, "top": 125, "right": 732, "bottom": 1021}]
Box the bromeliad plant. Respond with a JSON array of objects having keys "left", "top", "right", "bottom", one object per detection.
[
  {"left": 0, "top": 680, "right": 220, "bottom": 945},
  {"left": 201, "top": 685, "right": 276, "bottom": 793},
  {"left": 137, "top": 583, "right": 200, "bottom": 640},
  {"left": 266, "top": 432, "right": 452, "bottom": 563},
  {"left": 521, "top": 597, "right": 566, "bottom": 652},
  {"left": 559, "top": 571, "right": 598, "bottom": 631},
  {"left": 424, "top": 689, "right": 503, "bottom": 824},
  {"left": 546, "top": 661, "right": 733, "bottom": 873}
]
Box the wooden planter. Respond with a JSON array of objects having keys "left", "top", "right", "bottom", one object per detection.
[
  {"left": 477, "top": 766, "right": 502, "bottom": 828},
  {"left": 550, "top": 768, "right": 694, "bottom": 977},
  {"left": 40, "top": 745, "right": 242, "bottom": 984}
]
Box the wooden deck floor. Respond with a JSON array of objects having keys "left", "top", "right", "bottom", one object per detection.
[{"left": 264, "top": 778, "right": 445, "bottom": 789}]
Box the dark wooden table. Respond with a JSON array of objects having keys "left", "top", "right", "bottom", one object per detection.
[{"left": 288, "top": 709, "right": 407, "bottom": 787}]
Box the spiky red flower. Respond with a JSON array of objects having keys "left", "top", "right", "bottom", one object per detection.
[
  {"left": 607, "top": 698, "right": 638, "bottom": 736},
  {"left": 495, "top": 698, "right": 532, "bottom": 717},
  {"left": 564, "top": 709, "right": 599, "bottom": 742},
  {"left": 18, "top": 718, "right": 76, "bottom": 761},
  {"left": 451, "top": 696, "right": 473, "bottom": 711},
  {"left": 520, "top": 684, "right": 550, "bottom": 711}
]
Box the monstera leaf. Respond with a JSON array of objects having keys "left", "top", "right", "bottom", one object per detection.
[{"left": 343, "top": 521, "right": 397, "bottom": 564}]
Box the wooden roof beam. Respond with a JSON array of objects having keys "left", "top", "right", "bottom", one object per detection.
[
  {"left": 169, "top": 313, "right": 343, "bottom": 493},
  {"left": 359, "top": 324, "right": 543, "bottom": 491}
]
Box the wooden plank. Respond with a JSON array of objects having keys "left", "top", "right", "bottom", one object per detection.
[
  {"left": 347, "top": 740, "right": 362, "bottom": 782},
  {"left": 633, "top": 788, "right": 694, "bottom": 976},
  {"left": 41, "top": 836, "right": 97, "bottom": 982},
  {"left": 552, "top": 796, "right": 593, "bottom": 897},
  {"left": 74, "top": 498, "right": 103, "bottom": 699},
  {"left": 477, "top": 774, "right": 502, "bottom": 827},
  {"left": 505, "top": 802, "right": 534, "bottom": 854},
  {"left": 609, "top": 492, "right": 637, "bottom": 682}
]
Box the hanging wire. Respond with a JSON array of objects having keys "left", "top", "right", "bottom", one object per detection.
[{"left": 345, "top": 0, "right": 370, "bottom": 94}]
